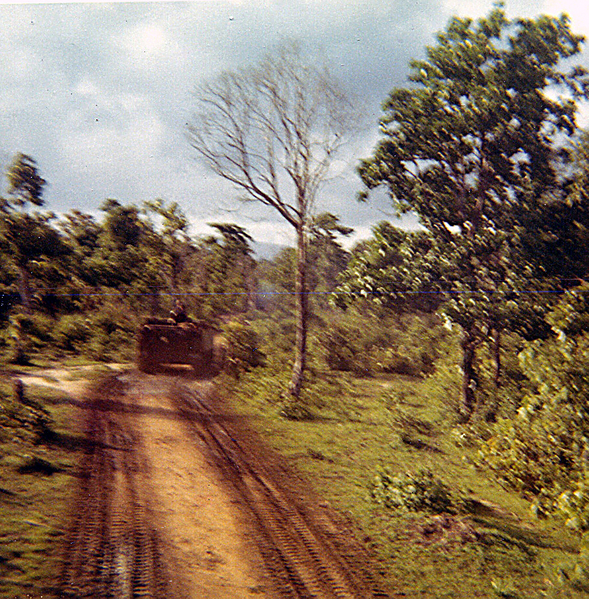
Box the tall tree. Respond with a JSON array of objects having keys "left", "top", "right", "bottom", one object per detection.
[
  {"left": 3, "top": 153, "right": 46, "bottom": 209},
  {"left": 187, "top": 41, "right": 357, "bottom": 398},
  {"left": 358, "top": 4, "right": 589, "bottom": 421},
  {"left": 143, "top": 199, "right": 195, "bottom": 313},
  {"left": 197, "top": 223, "right": 255, "bottom": 316},
  {"left": 0, "top": 154, "right": 65, "bottom": 314}
]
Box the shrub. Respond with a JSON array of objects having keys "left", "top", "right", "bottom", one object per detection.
[
  {"left": 222, "top": 319, "right": 265, "bottom": 376},
  {"left": 556, "top": 479, "right": 589, "bottom": 532},
  {"left": 478, "top": 288, "right": 589, "bottom": 525},
  {"left": 4, "top": 312, "right": 56, "bottom": 363},
  {"left": 254, "top": 315, "right": 297, "bottom": 357},
  {"left": 0, "top": 385, "right": 54, "bottom": 444},
  {"left": 84, "top": 304, "right": 138, "bottom": 361},
  {"left": 317, "top": 309, "right": 448, "bottom": 377},
  {"left": 371, "top": 467, "right": 458, "bottom": 514},
  {"left": 18, "top": 312, "right": 55, "bottom": 346},
  {"left": 54, "top": 314, "right": 92, "bottom": 351}
]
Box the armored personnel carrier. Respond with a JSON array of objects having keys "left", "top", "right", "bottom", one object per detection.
[{"left": 137, "top": 318, "right": 219, "bottom": 374}]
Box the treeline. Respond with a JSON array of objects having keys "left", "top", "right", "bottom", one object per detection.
[
  {"left": 0, "top": 153, "right": 262, "bottom": 361},
  {"left": 0, "top": 153, "right": 360, "bottom": 367}
]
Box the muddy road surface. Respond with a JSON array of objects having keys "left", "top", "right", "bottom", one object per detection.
[{"left": 56, "top": 370, "right": 389, "bottom": 598}]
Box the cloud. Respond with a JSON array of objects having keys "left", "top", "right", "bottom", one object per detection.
[
  {"left": 57, "top": 83, "right": 168, "bottom": 204},
  {"left": 0, "top": 0, "right": 587, "bottom": 248},
  {"left": 113, "top": 20, "right": 185, "bottom": 74}
]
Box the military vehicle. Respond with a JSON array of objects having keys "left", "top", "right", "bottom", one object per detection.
[{"left": 137, "top": 318, "right": 219, "bottom": 374}]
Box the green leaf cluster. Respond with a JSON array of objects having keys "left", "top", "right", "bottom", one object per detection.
[
  {"left": 349, "top": 4, "right": 589, "bottom": 421},
  {"left": 478, "top": 286, "right": 589, "bottom": 525},
  {"left": 371, "top": 467, "right": 459, "bottom": 514}
]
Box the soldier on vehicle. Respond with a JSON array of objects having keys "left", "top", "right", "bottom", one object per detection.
[{"left": 170, "top": 299, "right": 188, "bottom": 324}]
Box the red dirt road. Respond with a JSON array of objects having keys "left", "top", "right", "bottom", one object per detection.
[{"left": 54, "top": 370, "right": 389, "bottom": 598}]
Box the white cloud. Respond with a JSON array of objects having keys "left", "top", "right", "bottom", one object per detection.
[
  {"left": 1, "top": 43, "right": 44, "bottom": 86},
  {"left": 112, "top": 18, "right": 186, "bottom": 74},
  {"left": 542, "top": 1, "right": 589, "bottom": 30},
  {"left": 120, "top": 23, "right": 167, "bottom": 55},
  {"left": 59, "top": 90, "right": 166, "bottom": 193},
  {"left": 1, "top": 0, "right": 587, "bottom": 245},
  {"left": 75, "top": 78, "right": 100, "bottom": 97}
]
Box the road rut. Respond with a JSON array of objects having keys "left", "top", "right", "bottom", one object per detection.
[{"left": 57, "top": 371, "right": 389, "bottom": 598}]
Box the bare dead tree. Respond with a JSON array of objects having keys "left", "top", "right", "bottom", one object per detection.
[{"left": 187, "top": 41, "right": 356, "bottom": 399}]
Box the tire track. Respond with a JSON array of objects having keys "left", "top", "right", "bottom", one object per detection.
[
  {"left": 58, "top": 378, "right": 166, "bottom": 599},
  {"left": 170, "top": 382, "right": 389, "bottom": 599},
  {"left": 58, "top": 372, "right": 389, "bottom": 598}
]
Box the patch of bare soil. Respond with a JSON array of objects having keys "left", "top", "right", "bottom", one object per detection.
[
  {"left": 44, "top": 367, "right": 389, "bottom": 598},
  {"left": 128, "top": 375, "right": 272, "bottom": 598},
  {"left": 15, "top": 364, "right": 126, "bottom": 399},
  {"left": 410, "top": 515, "right": 479, "bottom": 548}
]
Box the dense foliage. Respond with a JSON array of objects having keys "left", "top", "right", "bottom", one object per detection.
[
  {"left": 357, "top": 4, "right": 589, "bottom": 421},
  {"left": 339, "top": 3, "right": 589, "bottom": 532},
  {"left": 0, "top": 160, "right": 266, "bottom": 363}
]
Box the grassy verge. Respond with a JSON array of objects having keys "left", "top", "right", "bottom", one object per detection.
[
  {"left": 219, "top": 366, "right": 584, "bottom": 599},
  {"left": 0, "top": 369, "right": 88, "bottom": 598}
]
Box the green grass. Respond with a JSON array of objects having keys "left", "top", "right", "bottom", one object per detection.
[
  {"left": 220, "top": 368, "right": 585, "bottom": 599},
  {"left": 0, "top": 376, "right": 84, "bottom": 598}
]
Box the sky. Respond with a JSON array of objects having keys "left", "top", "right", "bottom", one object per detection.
[{"left": 1, "top": 0, "right": 588, "bottom": 250}]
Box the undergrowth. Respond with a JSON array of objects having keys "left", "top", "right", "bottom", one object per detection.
[{"left": 0, "top": 374, "right": 82, "bottom": 598}]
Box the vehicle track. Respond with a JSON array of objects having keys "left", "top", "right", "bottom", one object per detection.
[
  {"left": 57, "top": 372, "right": 389, "bottom": 598},
  {"left": 170, "top": 381, "right": 390, "bottom": 599},
  {"left": 58, "top": 378, "right": 167, "bottom": 598}
]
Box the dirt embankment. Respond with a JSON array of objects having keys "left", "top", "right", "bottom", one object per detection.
[{"left": 40, "top": 369, "right": 389, "bottom": 598}]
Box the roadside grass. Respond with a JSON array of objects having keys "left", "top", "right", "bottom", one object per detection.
[
  {"left": 220, "top": 367, "right": 584, "bottom": 599},
  {"left": 0, "top": 373, "right": 86, "bottom": 598}
]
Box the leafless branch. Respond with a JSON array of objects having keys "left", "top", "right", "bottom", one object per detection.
[{"left": 187, "top": 41, "right": 357, "bottom": 231}]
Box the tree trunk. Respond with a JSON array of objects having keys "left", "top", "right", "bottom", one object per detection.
[
  {"left": 289, "top": 223, "right": 308, "bottom": 399},
  {"left": 18, "top": 265, "right": 32, "bottom": 315},
  {"left": 484, "top": 326, "right": 502, "bottom": 423},
  {"left": 492, "top": 327, "right": 502, "bottom": 389},
  {"left": 459, "top": 325, "right": 478, "bottom": 423}
]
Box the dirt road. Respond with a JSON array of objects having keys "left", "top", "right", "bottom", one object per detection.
[{"left": 51, "top": 369, "right": 389, "bottom": 598}]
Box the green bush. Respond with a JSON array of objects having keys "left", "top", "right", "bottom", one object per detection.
[
  {"left": 253, "top": 314, "right": 297, "bottom": 357},
  {"left": 0, "top": 384, "right": 53, "bottom": 444},
  {"left": 317, "top": 309, "right": 447, "bottom": 377},
  {"left": 478, "top": 289, "right": 589, "bottom": 525},
  {"left": 84, "top": 304, "right": 138, "bottom": 361},
  {"left": 371, "top": 467, "right": 458, "bottom": 514},
  {"left": 556, "top": 479, "right": 589, "bottom": 532},
  {"left": 420, "top": 331, "right": 463, "bottom": 417},
  {"left": 54, "top": 314, "right": 92, "bottom": 351},
  {"left": 4, "top": 312, "right": 56, "bottom": 363},
  {"left": 321, "top": 322, "right": 360, "bottom": 372},
  {"left": 19, "top": 312, "right": 55, "bottom": 346},
  {"left": 222, "top": 319, "right": 265, "bottom": 376}
]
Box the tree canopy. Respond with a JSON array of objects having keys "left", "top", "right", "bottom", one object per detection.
[{"left": 356, "top": 4, "right": 589, "bottom": 420}]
